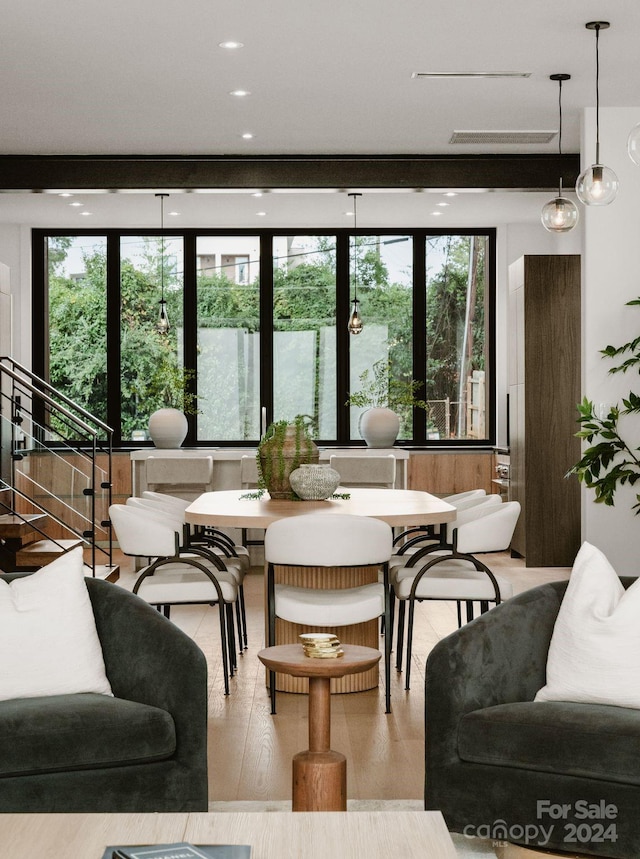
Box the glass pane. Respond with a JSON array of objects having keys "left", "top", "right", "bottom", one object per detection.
[
  {"left": 273, "top": 236, "right": 337, "bottom": 438},
  {"left": 120, "top": 235, "right": 184, "bottom": 442},
  {"left": 47, "top": 235, "right": 108, "bottom": 426},
  {"left": 349, "top": 235, "right": 413, "bottom": 441},
  {"left": 425, "top": 234, "right": 488, "bottom": 440},
  {"left": 196, "top": 237, "right": 260, "bottom": 440}
]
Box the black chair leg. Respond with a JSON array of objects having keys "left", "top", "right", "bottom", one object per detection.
[
  {"left": 226, "top": 603, "right": 237, "bottom": 675},
  {"left": 405, "top": 598, "right": 417, "bottom": 691},
  {"left": 395, "top": 600, "right": 405, "bottom": 672},
  {"left": 456, "top": 601, "right": 462, "bottom": 628},
  {"left": 218, "top": 604, "right": 230, "bottom": 696},
  {"left": 239, "top": 584, "right": 248, "bottom": 649},
  {"left": 465, "top": 600, "right": 475, "bottom": 623}
]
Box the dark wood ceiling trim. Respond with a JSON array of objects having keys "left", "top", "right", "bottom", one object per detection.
[{"left": 0, "top": 154, "right": 579, "bottom": 192}]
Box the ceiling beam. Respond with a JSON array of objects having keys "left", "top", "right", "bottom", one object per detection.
[{"left": 0, "top": 154, "right": 579, "bottom": 192}]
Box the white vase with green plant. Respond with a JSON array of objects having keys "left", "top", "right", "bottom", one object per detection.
[
  {"left": 347, "top": 358, "right": 428, "bottom": 447},
  {"left": 147, "top": 367, "right": 199, "bottom": 448}
]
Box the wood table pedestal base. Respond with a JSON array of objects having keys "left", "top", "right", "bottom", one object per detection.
[{"left": 293, "top": 749, "right": 347, "bottom": 811}]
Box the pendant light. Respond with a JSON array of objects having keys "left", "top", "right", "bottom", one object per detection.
[
  {"left": 541, "top": 74, "right": 579, "bottom": 233},
  {"left": 628, "top": 122, "right": 640, "bottom": 166},
  {"left": 156, "top": 193, "right": 170, "bottom": 335},
  {"left": 347, "top": 192, "right": 363, "bottom": 335},
  {"left": 575, "top": 22, "right": 618, "bottom": 206}
]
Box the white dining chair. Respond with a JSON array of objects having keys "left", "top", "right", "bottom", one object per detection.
[
  {"left": 264, "top": 513, "right": 393, "bottom": 714},
  {"left": 392, "top": 500, "right": 521, "bottom": 690},
  {"left": 127, "top": 495, "right": 249, "bottom": 650},
  {"left": 328, "top": 454, "right": 396, "bottom": 489},
  {"left": 109, "top": 503, "right": 239, "bottom": 695}
]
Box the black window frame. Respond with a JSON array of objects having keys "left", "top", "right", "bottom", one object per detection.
[{"left": 33, "top": 226, "right": 496, "bottom": 448}]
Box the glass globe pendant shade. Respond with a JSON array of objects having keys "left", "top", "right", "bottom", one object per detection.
[
  {"left": 575, "top": 163, "right": 619, "bottom": 206},
  {"left": 157, "top": 298, "right": 170, "bottom": 335},
  {"left": 347, "top": 297, "right": 363, "bottom": 335},
  {"left": 628, "top": 123, "right": 640, "bottom": 166},
  {"left": 541, "top": 196, "right": 579, "bottom": 233}
]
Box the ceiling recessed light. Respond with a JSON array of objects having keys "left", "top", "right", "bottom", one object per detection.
[
  {"left": 444, "top": 192, "right": 458, "bottom": 197},
  {"left": 219, "top": 40, "right": 244, "bottom": 49},
  {"left": 70, "top": 201, "right": 83, "bottom": 207},
  {"left": 431, "top": 211, "right": 443, "bottom": 216},
  {"left": 59, "top": 193, "right": 73, "bottom": 198},
  {"left": 230, "top": 89, "right": 250, "bottom": 97},
  {"left": 241, "top": 133, "right": 254, "bottom": 140},
  {"left": 437, "top": 202, "right": 449, "bottom": 207},
  {"left": 256, "top": 211, "right": 266, "bottom": 216},
  {"left": 253, "top": 192, "right": 263, "bottom": 197},
  {"left": 169, "top": 211, "right": 180, "bottom": 216},
  {"left": 80, "top": 211, "right": 92, "bottom": 216}
]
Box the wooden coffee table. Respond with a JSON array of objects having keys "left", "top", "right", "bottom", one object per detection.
[
  {"left": 257, "top": 643, "right": 381, "bottom": 811},
  {"left": 0, "top": 810, "right": 459, "bottom": 858}
]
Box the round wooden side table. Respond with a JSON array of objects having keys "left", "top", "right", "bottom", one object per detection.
[{"left": 257, "top": 643, "right": 381, "bottom": 812}]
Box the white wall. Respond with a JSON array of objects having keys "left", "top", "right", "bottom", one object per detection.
[
  {"left": 0, "top": 224, "right": 31, "bottom": 367},
  {"left": 582, "top": 106, "right": 640, "bottom": 573}
]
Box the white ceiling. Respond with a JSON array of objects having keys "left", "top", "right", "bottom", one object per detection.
[{"left": 2, "top": 0, "right": 640, "bottom": 229}]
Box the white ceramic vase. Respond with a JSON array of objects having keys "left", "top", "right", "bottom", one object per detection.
[
  {"left": 289, "top": 464, "right": 341, "bottom": 500},
  {"left": 359, "top": 407, "right": 400, "bottom": 448},
  {"left": 148, "top": 408, "right": 188, "bottom": 449}
]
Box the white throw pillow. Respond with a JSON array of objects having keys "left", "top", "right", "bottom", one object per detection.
[
  {"left": 0, "top": 547, "right": 113, "bottom": 701},
  {"left": 535, "top": 541, "right": 640, "bottom": 709}
]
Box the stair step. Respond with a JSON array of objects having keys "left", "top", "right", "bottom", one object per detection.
[
  {"left": 91, "top": 564, "right": 120, "bottom": 583},
  {"left": 15, "top": 538, "right": 84, "bottom": 568},
  {"left": 0, "top": 513, "right": 48, "bottom": 540}
]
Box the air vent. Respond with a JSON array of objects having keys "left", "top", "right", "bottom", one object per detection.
[
  {"left": 412, "top": 71, "right": 531, "bottom": 79},
  {"left": 449, "top": 130, "right": 557, "bottom": 145}
]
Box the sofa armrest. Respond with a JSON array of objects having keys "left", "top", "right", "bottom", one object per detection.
[
  {"left": 425, "top": 581, "right": 566, "bottom": 769},
  {"left": 86, "top": 578, "right": 207, "bottom": 773}
]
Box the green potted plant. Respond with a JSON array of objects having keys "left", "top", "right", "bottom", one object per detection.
[
  {"left": 257, "top": 415, "right": 319, "bottom": 499},
  {"left": 568, "top": 297, "right": 640, "bottom": 511},
  {"left": 347, "top": 358, "right": 429, "bottom": 447}
]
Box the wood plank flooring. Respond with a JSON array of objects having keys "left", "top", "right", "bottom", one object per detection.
[{"left": 116, "top": 553, "right": 571, "bottom": 803}]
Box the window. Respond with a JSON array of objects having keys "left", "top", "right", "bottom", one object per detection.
[{"left": 36, "top": 228, "right": 494, "bottom": 447}]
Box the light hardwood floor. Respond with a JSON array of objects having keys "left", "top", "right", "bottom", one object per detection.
[{"left": 116, "top": 553, "right": 571, "bottom": 804}]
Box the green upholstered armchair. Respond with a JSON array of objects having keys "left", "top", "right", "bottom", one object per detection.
[
  {"left": 426, "top": 579, "right": 640, "bottom": 859},
  {"left": 0, "top": 577, "right": 208, "bottom": 812}
]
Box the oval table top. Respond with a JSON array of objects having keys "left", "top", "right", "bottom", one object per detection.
[
  {"left": 185, "top": 487, "right": 456, "bottom": 529},
  {"left": 257, "top": 644, "right": 381, "bottom": 679}
]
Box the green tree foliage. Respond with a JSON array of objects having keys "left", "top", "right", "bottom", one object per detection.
[{"left": 46, "top": 233, "right": 486, "bottom": 441}]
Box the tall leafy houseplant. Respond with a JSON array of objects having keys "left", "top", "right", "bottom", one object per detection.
[{"left": 568, "top": 298, "right": 640, "bottom": 512}]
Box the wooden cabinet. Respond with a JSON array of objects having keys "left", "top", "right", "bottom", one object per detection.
[
  {"left": 408, "top": 451, "right": 494, "bottom": 495},
  {"left": 508, "top": 255, "right": 581, "bottom": 566}
]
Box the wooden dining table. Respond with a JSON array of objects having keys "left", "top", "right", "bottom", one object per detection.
[
  {"left": 185, "top": 487, "right": 456, "bottom": 694},
  {"left": 184, "top": 486, "right": 456, "bottom": 530}
]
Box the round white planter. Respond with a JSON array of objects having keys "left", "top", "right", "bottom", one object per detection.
[
  {"left": 148, "top": 408, "right": 188, "bottom": 449},
  {"left": 359, "top": 407, "right": 400, "bottom": 448}
]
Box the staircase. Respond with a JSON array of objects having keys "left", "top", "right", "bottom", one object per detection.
[{"left": 0, "top": 357, "right": 119, "bottom": 580}]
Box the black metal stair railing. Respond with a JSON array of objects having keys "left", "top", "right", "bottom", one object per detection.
[{"left": 0, "top": 356, "right": 115, "bottom": 576}]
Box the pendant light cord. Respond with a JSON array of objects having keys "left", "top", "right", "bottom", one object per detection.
[
  {"left": 595, "top": 23, "right": 601, "bottom": 164},
  {"left": 349, "top": 192, "right": 361, "bottom": 302}
]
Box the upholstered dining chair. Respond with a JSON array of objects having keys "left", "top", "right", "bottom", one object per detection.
[
  {"left": 264, "top": 513, "right": 393, "bottom": 714},
  {"left": 145, "top": 455, "right": 214, "bottom": 501},
  {"left": 392, "top": 500, "right": 520, "bottom": 689},
  {"left": 109, "top": 503, "right": 239, "bottom": 694},
  {"left": 128, "top": 494, "right": 249, "bottom": 649},
  {"left": 328, "top": 454, "right": 396, "bottom": 489}
]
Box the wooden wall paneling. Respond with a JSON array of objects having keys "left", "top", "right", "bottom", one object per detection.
[
  {"left": 408, "top": 452, "right": 494, "bottom": 495},
  {"left": 509, "top": 255, "right": 581, "bottom": 567}
]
